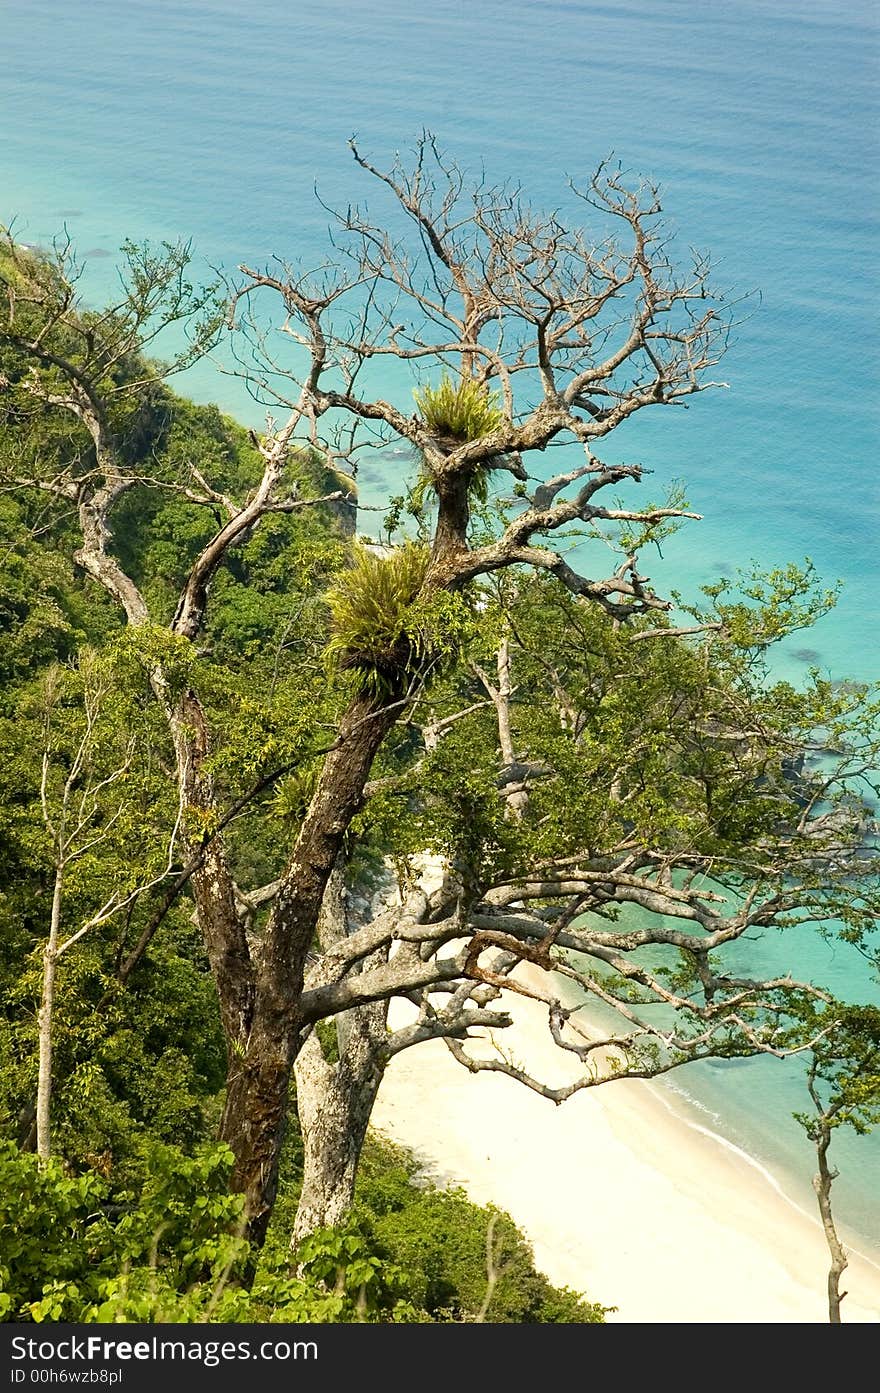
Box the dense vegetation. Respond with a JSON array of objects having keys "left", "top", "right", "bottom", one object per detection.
[{"left": 1, "top": 1134, "right": 605, "bottom": 1323}]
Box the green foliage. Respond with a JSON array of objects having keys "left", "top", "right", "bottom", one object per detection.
[
  {"left": 289, "top": 1225, "right": 421, "bottom": 1322},
  {"left": 0, "top": 495, "right": 120, "bottom": 691},
  {"left": 269, "top": 763, "right": 322, "bottom": 830},
  {"left": 0, "top": 1141, "right": 419, "bottom": 1324},
  {"left": 410, "top": 375, "right": 509, "bottom": 516},
  {"left": 791, "top": 1003, "right": 880, "bottom": 1139},
  {"left": 1, "top": 1135, "right": 599, "bottom": 1325},
  {"left": 353, "top": 1140, "right": 607, "bottom": 1322},
  {"left": 406, "top": 572, "right": 866, "bottom": 872},
  {"left": 0, "top": 1141, "right": 245, "bottom": 1323},
  {"left": 0, "top": 1143, "right": 105, "bottom": 1321},
  {"left": 256, "top": 1133, "right": 607, "bottom": 1324},
  {"left": 324, "top": 542, "right": 479, "bottom": 701},
  {"left": 2, "top": 232, "right": 878, "bottom": 1330},
  {"left": 684, "top": 559, "right": 841, "bottom": 654},
  {"left": 0, "top": 229, "right": 222, "bottom": 392},
  {"left": 325, "top": 543, "right": 432, "bottom": 694},
  {"left": 615, "top": 479, "right": 692, "bottom": 553},
  {"left": 0, "top": 634, "right": 224, "bottom": 1168},
  {"left": 414, "top": 374, "right": 504, "bottom": 443}
]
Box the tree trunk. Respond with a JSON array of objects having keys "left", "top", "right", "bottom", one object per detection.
[
  {"left": 165, "top": 684, "right": 285, "bottom": 1242},
  {"left": 261, "top": 694, "right": 400, "bottom": 991},
  {"left": 218, "top": 1011, "right": 299, "bottom": 1247},
  {"left": 218, "top": 695, "right": 399, "bottom": 1242},
  {"left": 292, "top": 861, "right": 392, "bottom": 1246},
  {"left": 813, "top": 1124, "right": 848, "bottom": 1323},
  {"left": 291, "top": 1013, "right": 387, "bottom": 1248},
  {"left": 493, "top": 636, "right": 527, "bottom": 819},
  {"left": 431, "top": 470, "right": 471, "bottom": 567},
  {"left": 36, "top": 863, "right": 64, "bottom": 1160}
]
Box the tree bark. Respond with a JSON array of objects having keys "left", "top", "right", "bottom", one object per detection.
[
  {"left": 218, "top": 1013, "right": 298, "bottom": 1247},
  {"left": 431, "top": 469, "right": 471, "bottom": 567},
  {"left": 290, "top": 859, "right": 391, "bottom": 1244},
  {"left": 262, "top": 694, "right": 401, "bottom": 986},
  {"left": 813, "top": 1123, "right": 848, "bottom": 1323},
  {"left": 219, "top": 693, "right": 399, "bottom": 1241},
  {"left": 291, "top": 1012, "right": 387, "bottom": 1247}
]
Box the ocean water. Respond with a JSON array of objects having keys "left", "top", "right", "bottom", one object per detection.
[{"left": 2, "top": 1, "right": 878, "bottom": 1252}]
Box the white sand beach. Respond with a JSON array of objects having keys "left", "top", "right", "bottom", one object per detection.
[{"left": 372, "top": 970, "right": 880, "bottom": 1324}]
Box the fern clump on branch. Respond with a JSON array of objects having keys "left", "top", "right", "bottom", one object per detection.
[
  {"left": 270, "top": 763, "right": 321, "bottom": 830},
  {"left": 413, "top": 374, "right": 505, "bottom": 444},
  {"left": 412, "top": 375, "right": 508, "bottom": 513},
  {"left": 325, "top": 543, "right": 432, "bottom": 694}
]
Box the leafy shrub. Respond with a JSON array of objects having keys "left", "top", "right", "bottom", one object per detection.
[
  {"left": 0, "top": 1140, "right": 246, "bottom": 1322},
  {"left": 369, "top": 1189, "right": 605, "bottom": 1322},
  {"left": 0, "top": 1142, "right": 420, "bottom": 1324},
  {"left": 0, "top": 1132, "right": 608, "bottom": 1325}
]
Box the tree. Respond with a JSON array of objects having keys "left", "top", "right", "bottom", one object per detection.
[
  {"left": 215, "top": 138, "right": 739, "bottom": 1239},
  {"left": 31, "top": 654, "right": 182, "bottom": 1159},
  {"left": 790, "top": 1004, "right": 880, "bottom": 1322},
  {"left": 3, "top": 138, "right": 878, "bottom": 1255},
  {"left": 1, "top": 230, "right": 351, "bottom": 1234}
]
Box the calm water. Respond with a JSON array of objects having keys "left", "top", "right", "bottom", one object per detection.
[{"left": 2, "top": 0, "right": 878, "bottom": 1249}]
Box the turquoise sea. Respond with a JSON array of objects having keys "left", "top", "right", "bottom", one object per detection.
[{"left": 2, "top": 1, "right": 878, "bottom": 1253}]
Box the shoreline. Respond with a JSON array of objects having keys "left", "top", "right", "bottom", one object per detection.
[
  {"left": 373, "top": 969, "right": 880, "bottom": 1323},
  {"left": 546, "top": 954, "right": 880, "bottom": 1275},
  {"left": 555, "top": 967, "right": 880, "bottom": 1276},
  {"left": 642, "top": 1072, "right": 880, "bottom": 1280}
]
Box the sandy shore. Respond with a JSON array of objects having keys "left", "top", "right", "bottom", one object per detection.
[{"left": 372, "top": 970, "right": 880, "bottom": 1323}]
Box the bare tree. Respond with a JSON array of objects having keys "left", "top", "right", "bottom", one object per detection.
[{"left": 212, "top": 137, "right": 739, "bottom": 1239}]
